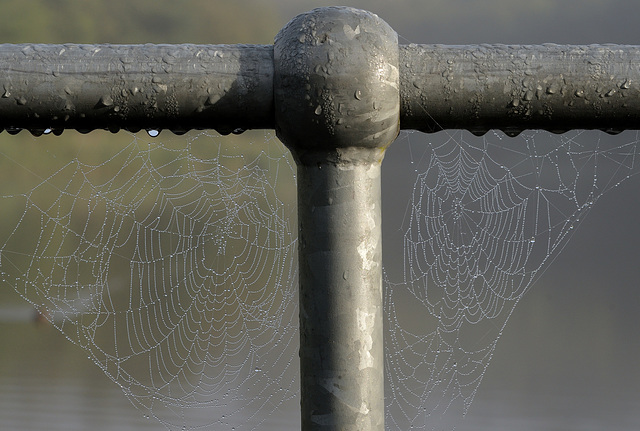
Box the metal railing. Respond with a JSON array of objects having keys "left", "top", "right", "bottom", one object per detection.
[{"left": 1, "top": 6, "right": 639, "bottom": 430}]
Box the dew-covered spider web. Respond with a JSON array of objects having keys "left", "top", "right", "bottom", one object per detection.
[
  {"left": 0, "top": 130, "right": 300, "bottom": 430},
  {"left": 384, "top": 129, "right": 640, "bottom": 430},
  {"left": 0, "top": 127, "right": 639, "bottom": 430}
]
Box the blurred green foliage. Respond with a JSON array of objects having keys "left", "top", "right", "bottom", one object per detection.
[{"left": 0, "top": 0, "right": 280, "bottom": 44}]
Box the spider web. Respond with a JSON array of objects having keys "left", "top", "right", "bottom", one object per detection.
[
  {"left": 384, "top": 129, "right": 640, "bottom": 430},
  {"left": 0, "top": 130, "right": 299, "bottom": 430},
  {"left": 1, "top": 128, "right": 639, "bottom": 430}
]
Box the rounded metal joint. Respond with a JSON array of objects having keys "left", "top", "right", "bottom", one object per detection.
[{"left": 274, "top": 7, "right": 400, "bottom": 164}]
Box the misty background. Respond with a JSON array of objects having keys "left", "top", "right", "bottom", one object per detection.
[{"left": 0, "top": 0, "right": 638, "bottom": 430}]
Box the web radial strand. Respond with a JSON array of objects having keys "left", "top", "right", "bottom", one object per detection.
[
  {"left": 0, "top": 130, "right": 299, "bottom": 430},
  {"left": 384, "top": 129, "right": 640, "bottom": 430}
]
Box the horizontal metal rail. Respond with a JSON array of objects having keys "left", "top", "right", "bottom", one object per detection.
[
  {"left": 400, "top": 44, "right": 640, "bottom": 135},
  {"left": 1, "top": 42, "right": 639, "bottom": 135},
  {"left": 0, "top": 43, "right": 274, "bottom": 135}
]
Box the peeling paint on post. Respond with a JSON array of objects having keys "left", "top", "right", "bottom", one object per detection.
[{"left": 274, "top": 7, "right": 399, "bottom": 431}]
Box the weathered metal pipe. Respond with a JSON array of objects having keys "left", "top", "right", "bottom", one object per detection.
[
  {"left": 1, "top": 39, "right": 640, "bottom": 136},
  {"left": 0, "top": 43, "right": 274, "bottom": 135},
  {"left": 400, "top": 43, "right": 640, "bottom": 135},
  {"left": 274, "top": 7, "right": 399, "bottom": 430}
]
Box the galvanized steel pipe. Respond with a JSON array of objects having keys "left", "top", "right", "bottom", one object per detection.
[
  {"left": 274, "top": 7, "right": 399, "bottom": 431},
  {"left": 2, "top": 41, "right": 640, "bottom": 137},
  {"left": 0, "top": 43, "right": 274, "bottom": 135},
  {"left": 400, "top": 43, "right": 640, "bottom": 135},
  {"left": 1, "top": 42, "right": 640, "bottom": 136}
]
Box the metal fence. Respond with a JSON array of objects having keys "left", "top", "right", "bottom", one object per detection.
[{"left": 1, "top": 6, "right": 639, "bottom": 431}]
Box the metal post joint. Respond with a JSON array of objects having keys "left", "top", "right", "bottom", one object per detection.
[
  {"left": 273, "top": 7, "right": 399, "bottom": 431},
  {"left": 274, "top": 6, "right": 400, "bottom": 165}
]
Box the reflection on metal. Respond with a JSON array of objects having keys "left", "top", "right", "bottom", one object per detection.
[
  {"left": 400, "top": 44, "right": 640, "bottom": 136},
  {"left": 274, "top": 8, "right": 399, "bottom": 430},
  {"left": 0, "top": 44, "right": 274, "bottom": 135},
  {"left": 1, "top": 5, "right": 639, "bottom": 431},
  {"left": 1, "top": 25, "right": 640, "bottom": 136}
]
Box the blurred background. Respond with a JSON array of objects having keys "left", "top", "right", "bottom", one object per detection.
[{"left": 0, "top": 1, "right": 639, "bottom": 430}]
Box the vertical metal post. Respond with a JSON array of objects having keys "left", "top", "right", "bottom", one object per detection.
[
  {"left": 295, "top": 156, "right": 384, "bottom": 430},
  {"left": 274, "top": 7, "right": 400, "bottom": 430}
]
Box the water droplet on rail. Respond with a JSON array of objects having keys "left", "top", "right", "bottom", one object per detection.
[
  {"left": 314, "top": 105, "right": 323, "bottom": 115},
  {"left": 98, "top": 94, "right": 113, "bottom": 107},
  {"left": 523, "top": 90, "right": 534, "bottom": 101},
  {"left": 162, "top": 54, "right": 177, "bottom": 65},
  {"left": 206, "top": 94, "right": 221, "bottom": 105},
  {"left": 354, "top": 89, "right": 362, "bottom": 100},
  {"left": 147, "top": 129, "right": 159, "bottom": 137}
]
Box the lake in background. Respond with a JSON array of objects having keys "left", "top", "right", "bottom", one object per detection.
[{"left": 1, "top": 302, "right": 639, "bottom": 431}]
